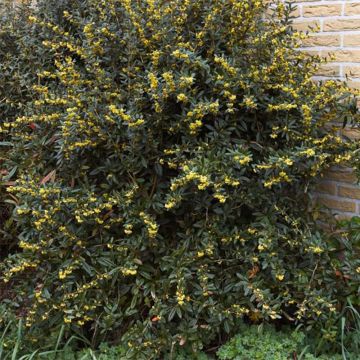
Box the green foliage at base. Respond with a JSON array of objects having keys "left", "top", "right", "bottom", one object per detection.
[
  {"left": 2, "top": 320, "right": 360, "bottom": 360},
  {"left": 0, "top": 0, "right": 359, "bottom": 357},
  {"left": 217, "top": 325, "right": 347, "bottom": 360},
  {"left": 218, "top": 325, "right": 304, "bottom": 360}
]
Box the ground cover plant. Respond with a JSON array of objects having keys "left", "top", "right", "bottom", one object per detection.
[
  {"left": 216, "top": 323, "right": 360, "bottom": 360},
  {"left": 0, "top": 0, "right": 359, "bottom": 358}
]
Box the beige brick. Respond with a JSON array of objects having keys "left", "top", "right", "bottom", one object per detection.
[
  {"left": 290, "top": 7, "right": 301, "bottom": 18},
  {"left": 303, "top": 4, "right": 342, "bottom": 17},
  {"left": 347, "top": 81, "right": 360, "bottom": 90},
  {"left": 322, "top": 169, "right": 357, "bottom": 184},
  {"left": 302, "top": 34, "right": 340, "bottom": 47},
  {"left": 324, "top": 19, "right": 360, "bottom": 32},
  {"left": 345, "top": 3, "right": 360, "bottom": 15},
  {"left": 338, "top": 186, "right": 360, "bottom": 199},
  {"left": 317, "top": 197, "right": 356, "bottom": 212},
  {"left": 345, "top": 66, "right": 360, "bottom": 78},
  {"left": 316, "top": 64, "right": 340, "bottom": 77},
  {"left": 343, "top": 34, "right": 360, "bottom": 47},
  {"left": 304, "top": 50, "right": 322, "bottom": 57},
  {"left": 334, "top": 213, "right": 354, "bottom": 221},
  {"left": 323, "top": 50, "right": 360, "bottom": 62},
  {"left": 316, "top": 181, "right": 337, "bottom": 195},
  {"left": 340, "top": 127, "right": 360, "bottom": 140},
  {"left": 293, "top": 20, "right": 320, "bottom": 32},
  {"left": 271, "top": 2, "right": 360, "bottom": 225}
]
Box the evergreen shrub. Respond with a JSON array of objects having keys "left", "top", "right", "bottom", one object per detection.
[{"left": 0, "top": 0, "right": 359, "bottom": 357}]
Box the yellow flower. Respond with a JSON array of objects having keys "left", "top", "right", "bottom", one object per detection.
[
  {"left": 247, "top": 228, "right": 256, "bottom": 234},
  {"left": 165, "top": 199, "right": 177, "bottom": 209},
  {"left": 177, "top": 93, "right": 188, "bottom": 102},
  {"left": 301, "top": 148, "right": 315, "bottom": 157},
  {"left": 197, "top": 175, "right": 210, "bottom": 190},
  {"left": 28, "top": 16, "right": 37, "bottom": 23},
  {"left": 148, "top": 72, "right": 158, "bottom": 89},
  {"left": 243, "top": 95, "right": 257, "bottom": 109},
  {"left": 189, "top": 120, "right": 202, "bottom": 134},
  {"left": 172, "top": 49, "right": 189, "bottom": 60},
  {"left": 176, "top": 290, "right": 186, "bottom": 305},
  {"left": 122, "top": 268, "right": 137, "bottom": 276},
  {"left": 179, "top": 76, "right": 194, "bottom": 87},
  {"left": 209, "top": 101, "right": 219, "bottom": 113},
  {"left": 276, "top": 274, "right": 284, "bottom": 281},
  {"left": 214, "top": 193, "right": 227, "bottom": 203},
  {"left": 234, "top": 155, "right": 252, "bottom": 165},
  {"left": 283, "top": 158, "right": 293, "bottom": 166},
  {"left": 151, "top": 50, "right": 162, "bottom": 66},
  {"left": 308, "top": 246, "right": 323, "bottom": 254}
]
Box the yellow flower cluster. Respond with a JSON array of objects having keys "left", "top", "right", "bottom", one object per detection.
[
  {"left": 307, "top": 245, "right": 324, "bottom": 254},
  {"left": 264, "top": 170, "right": 291, "bottom": 188},
  {"left": 172, "top": 49, "right": 189, "bottom": 61},
  {"left": 213, "top": 193, "right": 227, "bottom": 203},
  {"left": 3, "top": 260, "right": 40, "bottom": 283},
  {"left": 229, "top": 304, "right": 250, "bottom": 317},
  {"left": 234, "top": 154, "right": 252, "bottom": 166},
  {"left": 300, "top": 148, "right": 316, "bottom": 158},
  {"left": 214, "top": 55, "right": 237, "bottom": 76},
  {"left": 186, "top": 101, "right": 219, "bottom": 134},
  {"left": 109, "top": 105, "right": 144, "bottom": 128},
  {"left": 242, "top": 95, "right": 257, "bottom": 109},
  {"left": 176, "top": 288, "right": 190, "bottom": 306},
  {"left": 164, "top": 198, "right": 178, "bottom": 210},
  {"left": 139, "top": 211, "right": 159, "bottom": 239},
  {"left": 262, "top": 303, "right": 278, "bottom": 320},
  {"left": 124, "top": 224, "right": 133, "bottom": 235},
  {"left": 19, "top": 241, "right": 40, "bottom": 252},
  {"left": 179, "top": 75, "right": 194, "bottom": 88},
  {"left": 268, "top": 103, "right": 298, "bottom": 112},
  {"left": 170, "top": 169, "right": 211, "bottom": 192},
  {"left": 151, "top": 50, "right": 162, "bottom": 67},
  {"left": 122, "top": 268, "right": 137, "bottom": 276},
  {"left": 63, "top": 273, "right": 111, "bottom": 302},
  {"left": 177, "top": 93, "right": 188, "bottom": 103},
  {"left": 59, "top": 267, "right": 74, "bottom": 280}
]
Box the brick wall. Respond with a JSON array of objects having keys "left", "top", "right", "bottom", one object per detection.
[
  {"left": 293, "top": 1, "right": 360, "bottom": 86},
  {"left": 292, "top": 0, "right": 360, "bottom": 219}
]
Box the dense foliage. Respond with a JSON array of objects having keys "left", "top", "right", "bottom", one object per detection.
[
  {"left": 216, "top": 323, "right": 360, "bottom": 360},
  {"left": 0, "top": 0, "right": 359, "bottom": 357}
]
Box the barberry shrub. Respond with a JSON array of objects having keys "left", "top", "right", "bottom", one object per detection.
[{"left": 0, "top": 0, "right": 359, "bottom": 357}]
